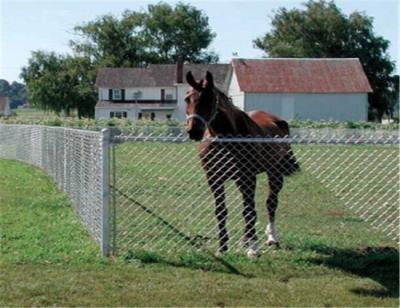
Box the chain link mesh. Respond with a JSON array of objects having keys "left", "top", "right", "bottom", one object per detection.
[
  {"left": 112, "top": 130, "right": 399, "bottom": 255},
  {"left": 1, "top": 124, "right": 398, "bottom": 257},
  {"left": 0, "top": 124, "right": 108, "bottom": 253}
]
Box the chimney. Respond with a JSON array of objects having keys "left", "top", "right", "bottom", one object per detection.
[{"left": 176, "top": 56, "right": 184, "bottom": 84}]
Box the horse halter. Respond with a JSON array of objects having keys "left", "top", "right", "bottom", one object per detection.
[{"left": 186, "top": 90, "right": 220, "bottom": 129}]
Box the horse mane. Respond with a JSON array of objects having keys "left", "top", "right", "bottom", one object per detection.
[{"left": 214, "top": 89, "right": 261, "bottom": 136}]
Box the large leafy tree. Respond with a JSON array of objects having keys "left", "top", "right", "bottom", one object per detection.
[
  {"left": 21, "top": 51, "right": 95, "bottom": 117},
  {"left": 254, "top": 0, "right": 396, "bottom": 121},
  {"left": 70, "top": 2, "right": 218, "bottom": 66},
  {"left": 140, "top": 2, "right": 218, "bottom": 63}
]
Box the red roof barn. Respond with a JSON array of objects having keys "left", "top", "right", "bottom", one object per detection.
[{"left": 228, "top": 58, "right": 372, "bottom": 121}]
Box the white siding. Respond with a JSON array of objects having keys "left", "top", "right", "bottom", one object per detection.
[
  {"left": 244, "top": 93, "right": 368, "bottom": 121},
  {"left": 95, "top": 106, "right": 174, "bottom": 120},
  {"left": 227, "top": 70, "right": 244, "bottom": 109},
  {"left": 174, "top": 84, "right": 190, "bottom": 121}
]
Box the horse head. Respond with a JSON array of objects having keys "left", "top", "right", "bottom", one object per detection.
[{"left": 185, "top": 71, "right": 218, "bottom": 141}]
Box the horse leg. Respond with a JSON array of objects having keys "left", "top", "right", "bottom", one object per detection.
[
  {"left": 266, "top": 170, "right": 284, "bottom": 247},
  {"left": 236, "top": 174, "right": 258, "bottom": 257},
  {"left": 209, "top": 179, "right": 229, "bottom": 254}
]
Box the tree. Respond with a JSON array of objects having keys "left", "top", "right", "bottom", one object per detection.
[
  {"left": 21, "top": 51, "right": 73, "bottom": 115},
  {"left": 0, "top": 80, "right": 11, "bottom": 96},
  {"left": 70, "top": 12, "right": 145, "bottom": 67},
  {"left": 140, "top": 2, "right": 218, "bottom": 63},
  {"left": 0, "top": 79, "right": 27, "bottom": 108},
  {"left": 70, "top": 2, "right": 218, "bottom": 66},
  {"left": 254, "top": 0, "right": 396, "bottom": 121}
]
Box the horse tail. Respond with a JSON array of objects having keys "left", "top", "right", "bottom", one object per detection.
[{"left": 274, "top": 119, "right": 300, "bottom": 176}]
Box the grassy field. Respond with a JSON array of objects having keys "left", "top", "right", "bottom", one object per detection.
[
  {"left": 113, "top": 141, "right": 398, "bottom": 254},
  {"left": 1, "top": 151, "right": 398, "bottom": 305}
]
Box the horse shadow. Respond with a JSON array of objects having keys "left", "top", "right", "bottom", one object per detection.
[{"left": 304, "top": 244, "right": 399, "bottom": 298}]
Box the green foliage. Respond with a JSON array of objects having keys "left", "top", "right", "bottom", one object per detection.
[
  {"left": 20, "top": 52, "right": 98, "bottom": 118},
  {"left": 254, "top": 0, "right": 397, "bottom": 121},
  {"left": 71, "top": 2, "right": 218, "bottom": 65},
  {"left": 140, "top": 2, "right": 218, "bottom": 63},
  {"left": 0, "top": 79, "right": 27, "bottom": 108}
]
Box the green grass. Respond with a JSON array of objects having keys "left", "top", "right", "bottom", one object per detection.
[
  {"left": 112, "top": 142, "right": 398, "bottom": 254},
  {"left": 1, "top": 150, "right": 398, "bottom": 305}
]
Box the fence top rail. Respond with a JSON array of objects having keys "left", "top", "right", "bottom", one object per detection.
[
  {"left": 0, "top": 123, "right": 101, "bottom": 137},
  {"left": 112, "top": 134, "right": 400, "bottom": 145}
]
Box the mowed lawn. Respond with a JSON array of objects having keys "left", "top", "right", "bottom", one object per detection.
[{"left": 0, "top": 158, "right": 398, "bottom": 306}]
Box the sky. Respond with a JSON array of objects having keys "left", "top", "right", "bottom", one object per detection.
[{"left": 0, "top": 0, "right": 399, "bottom": 83}]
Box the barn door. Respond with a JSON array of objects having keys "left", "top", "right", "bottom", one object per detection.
[{"left": 282, "top": 96, "right": 295, "bottom": 119}]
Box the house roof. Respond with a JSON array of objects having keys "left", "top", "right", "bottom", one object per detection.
[
  {"left": 0, "top": 97, "right": 9, "bottom": 111},
  {"left": 96, "top": 64, "right": 231, "bottom": 90},
  {"left": 232, "top": 58, "right": 372, "bottom": 93}
]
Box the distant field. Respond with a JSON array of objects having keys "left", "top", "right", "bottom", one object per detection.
[
  {"left": 14, "top": 108, "right": 60, "bottom": 118},
  {"left": 0, "top": 158, "right": 398, "bottom": 306}
]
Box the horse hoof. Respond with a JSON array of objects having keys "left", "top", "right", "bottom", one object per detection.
[
  {"left": 266, "top": 240, "right": 280, "bottom": 248},
  {"left": 247, "top": 248, "right": 260, "bottom": 258}
]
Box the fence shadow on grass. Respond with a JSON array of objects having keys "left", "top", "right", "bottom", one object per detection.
[
  {"left": 306, "top": 244, "right": 399, "bottom": 298},
  {"left": 123, "top": 249, "right": 253, "bottom": 278}
]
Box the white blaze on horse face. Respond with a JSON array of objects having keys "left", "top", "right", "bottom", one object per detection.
[{"left": 266, "top": 223, "right": 279, "bottom": 245}]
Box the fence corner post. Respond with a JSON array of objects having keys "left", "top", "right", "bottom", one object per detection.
[{"left": 100, "top": 128, "right": 110, "bottom": 256}]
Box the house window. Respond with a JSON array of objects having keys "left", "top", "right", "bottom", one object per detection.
[
  {"left": 113, "top": 89, "right": 122, "bottom": 100},
  {"left": 111, "top": 111, "right": 127, "bottom": 119},
  {"left": 151, "top": 112, "right": 155, "bottom": 121},
  {"left": 166, "top": 114, "right": 171, "bottom": 120},
  {"left": 161, "top": 89, "right": 165, "bottom": 101},
  {"left": 138, "top": 112, "right": 142, "bottom": 120}
]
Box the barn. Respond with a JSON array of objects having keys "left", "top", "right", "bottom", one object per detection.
[{"left": 228, "top": 58, "right": 372, "bottom": 121}]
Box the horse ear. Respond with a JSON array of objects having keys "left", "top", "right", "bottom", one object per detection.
[
  {"left": 186, "top": 71, "right": 202, "bottom": 91},
  {"left": 205, "top": 71, "right": 214, "bottom": 88}
]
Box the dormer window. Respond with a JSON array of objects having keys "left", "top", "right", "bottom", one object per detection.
[
  {"left": 113, "top": 89, "right": 122, "bottom": 100},
  {"left": 108, "top": 89, "right": 125, "bottom": 100}
]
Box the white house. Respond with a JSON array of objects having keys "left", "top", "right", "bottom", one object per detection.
[
  {"left": 0, "top": 97, "right": 11, "bottom": 117},
  {"left": 227, "top": 58, "right": 372, "bottom": 121},
  {"left": 95, "top": 62, "right": 231, "bottom": 121}
]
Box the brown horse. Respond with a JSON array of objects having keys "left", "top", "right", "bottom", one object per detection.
[{"left": 185, "top": 71, "right": 299, "bottom": 257}]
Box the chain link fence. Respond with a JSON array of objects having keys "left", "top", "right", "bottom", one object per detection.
[
  {"left": 111, "top": 130, "right": 399, "bottom": 255},
  {"left": 0, "top": 124, "right": 110, "bottom": 255},
  {"left": 0, "top": 124, "right": 398, "bottom": 257}
]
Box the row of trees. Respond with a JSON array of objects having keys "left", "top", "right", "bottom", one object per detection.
[
  {"left": 21, "top": 0, "right": 397, "bottom": 120},
  {"left": 0, "top": 79, "right": 27, "bottom": 108}
]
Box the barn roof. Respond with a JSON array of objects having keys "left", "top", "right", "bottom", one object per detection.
[
  {"left": 96, "top": 64, "right": 231, "bottom": 90},
  {"left": 232, "top": 58, "right": 372, "bottom": 93}
]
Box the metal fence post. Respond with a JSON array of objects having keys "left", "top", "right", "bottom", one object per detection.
[{"left": 101, "top": 128, "right": 110, "bottom": 256}]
